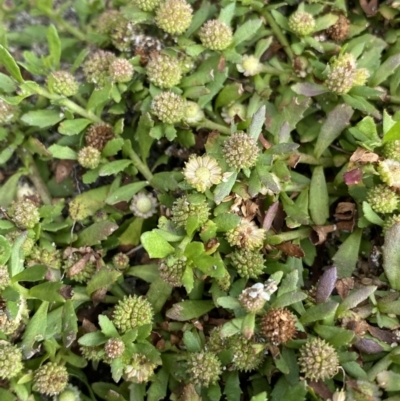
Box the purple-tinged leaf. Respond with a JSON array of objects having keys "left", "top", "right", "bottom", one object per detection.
[
  {"left": 316, "top": 266, "right": 337, "bottom": 303},
  {"left": 354, "top": 338, "right": 383, "bottom": 354},
  {"left": 291, "top": 83, "right": 329, "bottom": 97}
]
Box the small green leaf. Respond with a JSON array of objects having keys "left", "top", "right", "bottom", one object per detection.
[
  {"left": 102, "top": 138, "right": 125, "bottom": 157},
  {"left": 105, "top": 182, "right": 147, "bottom": 205},
  {"left": 183, "top": 331, "right": 202, "bottom": 352},
  {"left": 214, "top": 171, "right": 238, "bottom": 204},
  {"left": 300, "top": 301, "right": 339, "bottom": 325},
  {"left": 147, "top": 368, "right": 169, "bottom": 401},
  {"left": 0, "top": 172, "right": 22, "bottom": 207},
  {"left": 78, "top": 331, "right": 107, "bottom": 347},
  {"left": 213, "top": 213, "right": 240, "bottom": 232},
  {"left": 166, "top": 300, "right": 215, "bottom": 321},
  {"left": 147, "top": 277, "right": 173, "bottom": 313},
  {"left": 309, "top": 166, "right": 329, "bottom": 225},
  {"left": 362, "top": 202, "right": 384, "bottom": 226},
  {"left": 99, "top": 160, "right": 131, "bottom": 177},
  {"left": 29, "top": 282, "right": 66, "bottom": 302},
  {"left": 218, "top": 2, "right": 235, "bottom": 25},
  {"left": 271, "top": 291, "right": 307, "bottom": 308},
  {"left": 0, "top": 45, "right": 24, "bottom": 83},
  {"left": 216, "top": 296, "right": 241, "bottom": 309},
  {"left": 370, "top": 53, "right": 400, "bottom": 87},
  {"left": 48, "top": 144, "right": 78, "bottom": 160},
  {"left": 336, "top": 286, "right": 377, "bottom": 316},
  {"left": 58, "top": 118, "right": 91, "bottom": 136},
  {"left": 383, "top": 223, "right": 400, "bottom": 290},
  {"left": 99, "top": 315, "right": 119, "bottom": 338},
  {"left": 0, "top": 388, "right": 17, "bottom": 401},
  {"left": 141, "top": 231, "right": 175, "bottom": 258},
  {"left": 47, "top": 25, "right": 61, "bottom": 69},
  {"left": 232, "top": 19, "right": 262, "bottom": 46},
  {"left": 0, "top": 235, "right": 11, "bottom": 265},
  {"left": 248, "top": 106, "right": 266, "bottom": 141},
  {"left": 11, "top": 265, "right": 47, "bottom": 283},
  {"left": 86, "top": 268, "right": 122, "bottom": 295},
  {"left": 75, "top": 221, "right": 118, "bottom": 247},
  {"left": 21, "top": 109, "right": 64, "bottom": 128},
  {"left": 0, "top": 73, "right": 17, "bottom": 93},
  {"left": 62, "top": 300, "right": 78, "bottom": 348},
  {"left": 10, "top": 231, "right": 27, "bottom": 277},
  {"left": 383, "top": 120, "right": 400, "bottom": 143},
  {"left": 333, "top": 229, "right": 362, "bottom": 278}
]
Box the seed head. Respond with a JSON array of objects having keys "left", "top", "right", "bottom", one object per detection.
[
  {"left": 239, "top": 282, "right": 278, "bottom": 313},
  {"left": 155, "top": 0, "right": 193, "bottom": 35},
  {"left": 171, "top": 195, "right": 210, "bottom": 229},
  {"left": 184, "top": 101, "right": 205, "bottom": 125},
  {"left": 229, "top": 249, "right": 264, "bottom": 278},
  {"left": 48, "top": 71, "right": 79, "bottom": 97},
  {"left": 327, "top": 14, "right": 350, "bottom": 42},
  {"left": 83, "top": 50, "right": 116, "bottom": 88},
  {"left": 0, "top": 99, "right": 19, "bottom": 125},
  {"left": 104, "top": 338, "right": 125, "bottom": 360},
  {"left": 378, "top": 159, "right": 400, "bottom": 189},
  {"left": 130, "top": 192, "right": 158, "bottom": 218},
  {"left": 199, "top": 20, "right": 233, "bottom": 50},
  {"left": 226, "top": 219, "right": 266, "bottom": 250},
  {"left": 366, "top": 184, "right": 399, "bottom": 213},
  {"left": 151, "top": 92, "right": 185, "bottom": 124},
  {"left": 353, "top": 68, "right": 370, "bottom": 87},
  {"left": 123, "top": 353, "right": 158, "bottom": 383},
  {"left": 158, "top": 254, "right": 186, "bottom": 287},
  {"left": 94, "top": 10, "right": 121, "bottom": 35},
  {"left": 80, "top": 345, "right": 103, "bottom": 362},
  {"left": 78, "top": 146, "right": 101, "bottom": 170},
  {"left": 215, "top": 268, "right": 231, "bottom": 291},
  {"left": 261, "top": 308, "right": 296, "bottom": 345},
  {"left": 63, "top": 254, "right": 96, "bottom": 283},
  {"left": 0, "top": 341, "right": 23, "bottom": 379},
  {"left": 113, "top": 253, "right": 130, "bottom": 270},
  {"left": 109, "top": 58, "right": 134, "bottom": 83},
  {"left": 134, "top": 35, "right": 163, "bottom": 65},
  {"left": 27, "top": 246, "right": 62, "bottom": 269},
  {"left": 187, "top": 351, "right": 222, "bottom": 387},
  {"left": 222, "top": 131, "right": 260, "bottom": 170},
  {"left": 288, "top": 11, "right": 316, "bottom": 36},
  {"left": 146, "top": 53, "right": 182, "bottom": 88},
  {"left": 383, "top": 140, "right": 400, "bottom": 161},
  {"left": 55, "top": 385, "right": 82, "bottom": 401},
  {"left": 9, "top": 198, "right": 40, "bottom": 229},
  {"left": 33, "top": 362, "right": 69, "bottom": 396},
  {"left": 111, "top": 19, "right": 141, "bottom": 52},
  {"left": 85, "top": 123, "right": 114, "bottom": 151},
  {"left": 206, "top": 326, "right": 229, "bottom": 354},
  {"left": 183, "top": 154, "right": 222, "bottom": 192},
  {"left": 326, "top": 53, "right": 357, "bottom": 95},
  {"left": 236, "top": 55, "right": 263, "bottom": 76},
  {"left": 228, "top": 334, "right": 266, "bottom": 371},
  {"left": 133, "top": 0, "right": 161, "bottom": 11},
  {"left": 6, "top": 230, "right": 35, "bottom": 257},
  {"left": 0, "top": 265, "right": 10, "bottom": 292},
  {"left": 298, "top": 337, "right": 339, "bottom": 381},
  {"left": 112, "top": 295, "right": 153, "bottom": 333}
]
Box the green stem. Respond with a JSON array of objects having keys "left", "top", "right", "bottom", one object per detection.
[
  {"left": 17, "top": 148, "right": 52, "bottom": 205},
  {"left": 198, "top": 119, "right": 231, "bottom": 135},
  {"left": 265, "top": 227, "right": 311, "bottom": 245},
  {"left": 296, "top": 153, "right": 335, "bottom": 167},
  {"left": 127, "top": 148, "right": 154, "bottom": 182},
  {"left": 262, "top": 10, "right": 294, "bottom": 61},
  {"left": 178, "top": 235, "right": 193, "bottom": 253},
  {"left": 45, "top": 10, "right": 88, "bottom": 42}
]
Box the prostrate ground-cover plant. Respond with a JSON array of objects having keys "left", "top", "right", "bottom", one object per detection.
[{"left": 1, "top": 0, "right": 400, "bottom": 400}]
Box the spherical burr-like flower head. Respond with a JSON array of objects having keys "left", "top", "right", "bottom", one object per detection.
[
  {"left": 239, "top": 282, "right": 277, "bottom": 313},
  {"left": 383, "top": 214, "right": 400, "bottom": 235},
  {"left": 378, "top": 159, "right": 400, "bottom": 189},
  {"left": 288, "top": 11, "right": 316, "bottom": 36},
  {"left": 206, "top": 326, "right": 229, "bottom": 354},
  {"left": 187, "top": 351, "right": 222, "bottom": 387},
  {"left": 353, "top": 68, "right": 370, "bottom": 87},
  {"left": 104, "top": 338, "right": 125, "bottom": 360},
  {"left": 158, "top": 254, "right": 186, "bottom": 287},
  {"left": 261, "top": 308, "right": 296, "bottom": 345},
  {"left": 146, "top": 53, "right": 182, "bottom": 88},
  {"left": 85, "top": 123, "right": 114, "bottom": 151},
  {"left": 130, "top": 192, "right": 158, "bottom": 218},
  {"left": 298, "top": 337, "right": 339, "bottom": 381},
  {"left": 155, "top": 0, "right": 193, "bottom": 35},
  {"left": 113, "top": 253, "right": 130, "bottom": 270},
  {"left": 0, "top": 99, "right": 19, "bottom": 125},
  {"left": 80, "top": 345, "right": 103, "bottom": 362},
  {"left": 171, "top": 195, "right": 210, "bottom": 229},
  {"left": 63, "top": 254, "right": 96, "bottom": 283},
  {"left": 383, "top": 140, "right": 400, "bottom": 161},
  {"left": 326, "top": 53, "right": 357, "bottom": 95},
  {"left": 109, "top": 58, "right": 134, "bottom": 83},
  {"left": 83, "top": 50, "right": 116, "bottom": 88},
  {"left": 133, "top": 0, "right": 161, "bottom": 11},
  {"left": 0, "top": 265, "right": 10, "bottom": 291},
  {"left": 226, "top": 219, "right": 266, "bottom": 250},
  {"left": 151, "top": 91, "right": 185, "bottom": 124},
  {"left": 183, "top": 154, "right": 222, "bottom": 192},
  {"left": 184, "top": 101, "right": 205, "bottom": 125},
  {"left": 366, "top": 184, "right": 399, "bottom": 214},
  {"left": 230, "top": 249, "right": 264, "bottom": 279},
  {"left": 78, "top": 146, "right": 101, "bottom": 170},
  {"left": 9, "top": 198, "right": 40, "bottom": 229},
  {"left": 48, "top": 71, "right": 79, "bottom": 97},
  {"left": 327, "top": 14, "right": 350, "bottom": 42},
  {"left": 199, "top": 19, "right": 233, "bottom": 51},
  {"left": 123, "top": 353, "right": 158, "bottom": 383},
  {"left": 56, "top": 385, "right": 82, "bottom": 401},
  {"left": 0, "top": 341, "right": 23, "bottom": 379},
  {"left": 27, "top": 246, "right": 62, "bottom": 269},
  {"left": 228, "top": 334, "right": 266, "bottom": 371},
  {"left": 222, "top": 131, "right": 260, "bottom": 170},
  {"left": 33, "top": 362, "right": 69, "bottom": 396},
  {"left": 112, "top": 295, "right": 153, "bottom": 333},
  {"left": 236, "top": 55, "right": 263, "bottom": 76},
  {"left": 111, "top": 19, "right": 141, "bottom": 52},
  {"left": 94, "top": 10, "right": 121, "bottom": 35}
]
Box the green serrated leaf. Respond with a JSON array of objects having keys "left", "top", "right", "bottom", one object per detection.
[
  {"left": 86, "top": 268, "right": 122, "bottom": 295},
  {"left": 21, "top": 109, "right": 64, "bottom": 128},
  {"left": 0, "top": 235, "right": 11, "bottom": 265},
  {"left": 48, "top": 144, "right": 78, "bottom": 160},
  {"left": 58, "top": 118, "right": 91, "bottom": 136},
  {"left": 166, "top": 300, "right": 215, "bottom": 321},
  {"left": 99, "top": 315, "right": 120, "bottom": 338},
  {"left": 141, "top": 231, "right": 175, "bottom": 258}
]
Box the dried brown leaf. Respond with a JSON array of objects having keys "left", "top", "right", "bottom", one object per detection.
[
  {"left": 334, "top": 202, "right": 356, "bottom": 221},
  {"left": 359, "top": 0, "right": 379, "bottom": 16},
  {"left": 336, "top": 277, "right": 355, "bottom": 299},
  {"left": 275, "top": 242, "right": 305, "bottom": 258},
  {"left": 350, "top": 147, "right": 380, "bottom": 163}
]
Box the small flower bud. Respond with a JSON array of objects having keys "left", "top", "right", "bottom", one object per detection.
[
  {"left": 109, "top": 58, "right": 134, "bottom": 83},
  {"left": 230, "top": 249, "right": 265, "bottom": 278},
  {"left": 27, "top": 246, "right": 62, "bottom": 269},
  {"left": 378, "top": 159, "right": 400, "bottom": 189},
  {"left": 33, "top": 362, "right": 69, "bottom": 396},
  {"left": 78, "top": 146, "right": 101, "bottom": 169},
  {"left": 215, "top": 269, "right": 231, "bottom": 291},
  {"left": 288, "top": 11, "right": 316, "bottom": 36},
  {"left": 113, "top": 253, "right": 130, "bottom": 270},
  {"left": 155, "top": 0, "right": 193, "bottom": 35},
  {"left": 383, "top": 140, "right": 400, "bottom": 161},
  {"left": 48, "top": 71, "right": 79, "bottom": 97},
  {"left": 171, "top": 195, "right": 210, "bottom": 229},
  {"left": 353, "top": 68, "right": 370, "bottom": 87},
  {"left": 206, "top": 326, "right": 229, "bottom": 354},
  {"left": 158, "top": 254, "right": 186, "bottom": 287},
  {"left": 366, "top": 184, "right": 399, "bottom": 213},
  {"left": 9, "top": 198, "right": 40, "bottom": 229},
  {"left": 94, "top": 10, "right": 121, "bottom": 35},
  {"left": 298, "top": 337, "right": 339, "bottom": 381},
  {"left": 85, "top": 123, "right": 114, "bottom": 151},
  {"left": 133, "top": 0, "right": 161, "bottom": 11},
  {"left": 383, "top": 214, "right": 400, "bottom": 235},
  {"left": 184, "top": 101, "right": 205, "bottom": 125},
  {"left": 112, "top": 295, "right": 153, "bottom": 333},
  {"left": 83, "top": 50, "right": 116, "bottom": 88},
  {"left": 0, "top": 265, "right": 10, "bottom": 291},
  {"left": 221, "top": 103, "right": 247, "bottom": 124},
  {"left": 80, "top": 345, "right": 103, "bottom": 362},
  {"left": 187, "top": 351, "right": 222, "bottom": 387},
  {"left": 236, "top": 55, "right": 263, "bottom": 76},
  {"left": 104, "top": 338, "right": 125, "bottom": 359},
  {"left": 146, "top": 53, "right": 182, "bottom": 88},
  {"left": 326, "top": 53, "right": 357, "bottom": 95},
  {"left": 0, "top": 99, "right": 19, "bottom": 125},
  {"left": 0, "top": 341, "right": 23, "bottom": 379},
  {"left": 183, "top": 154, "right": 222, "bottom": 192},
  {"left": 151, "top": 92, "right": 185, "bottom": 124},
  {"left": 228, "top": 334, "right": 266, "bottom": 371},
  {"left": 56, "top": 385, "right": 82, "bottom": 401},
  {"left": 123, "top": 353, "right": 158, "bottom": 383},
  {"left": 226, "top": 220, "right": 266, "bottom": 251},
  {"left": 327, "top": 14, "right": 350, "bottom": 42},
  {"left": 261, "top": 308, "right": 296, "bottom": 345},
  {"left": 222, "top": 131, "right": 260, "bottom": 170},
  {"left": 199, "top": 20, "right": 233, "bottom": 50},
  {"left": 178, "top": 54, "right": 195, "bottom": 74},
  {"left": 130, "top": 192, "right": 158, "bottom": 218}
]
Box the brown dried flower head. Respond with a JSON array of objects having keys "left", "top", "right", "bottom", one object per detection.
[{"left": 261, "top": 308, "right": 296, "bottom": 345}]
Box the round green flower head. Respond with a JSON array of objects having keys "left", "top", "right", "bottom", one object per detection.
[
  {"left": 33, "top": 362, "right": 69, "bottom": 396},
  {"left": 27, "top": 246, "right": 62, "bottom": 269},
  {"left": 207, "top": 326, "right": 229, "bottom": 354},
  {"left": 171, "top": 195, "right": 210, "bottom": 229},
  {"left": 226, "top": 219, "right": 266, "bottom": 250},
  {"left": 83, "top": 50, "right": 116, "bottom": 88},
  {"left": 109, "top": 58, "right": 134, "bottom": 83},
  {"left": 151, "top": 92, "right": 185, "bottom": 124},
  {"left": 158, "top": 254, "right": 186, "bottom": 287},
  {"left": 63, "top": 254, "right": 96, "bottom": 283},
  {"left": 326, "top": 53, "right": 357, "bottom": 95},
  {"left": 383, "top": 214, "right": 400, "bottom": 235},
  {"left": 113, "top": 253, "right": 130, "bottom": 270},
  {"left": 230, "top": 249, "right": 264, "bottom": 278},
  {"left": 48, "top": 71, "right": 79, "bottom": 97},
  {"left": 146, "top": 53, "right": 182, "bottom": 88},
  {"left": 377, "top": 159, "right": 400, "bottom": 189},
  {"left": 215, "top": 268, "right": 231, "bottom": 291},
  {"left": 0, "top": 265, "right": 10, "bottom": 291},
  {"left": 94, "top": 10, "right": 121, "bottom": 35},
  {"left": 0, "top": 297, "right": 27, "bottom": 336},
  {"left": 0, "top": 341, "right": 23, "bottom": 379},
  {"left": 104, "top": 338, "right": 125, "bottom": 360},
  {"left": 130, "top": 192, "right": 158, "bottom": 219},
  {"left": 353, "top": 68, "right": 370, "bottom": 87},
  {"left": 366, "top": 184, "right": 399, "bottom": 214},
  {"left": 184, "top": 101, "right": 205, "bottom": 125},
  {"left": 0, "top": 99, "right": 19, "bottom": 125},
  {"left": 123, "top": 353, "right": 158, "bottom": 383},
  {"left": 383, "top": 140, "right": 400, "bottom": 161},
  {"left": 85, "top": 123, "right": 114, "bottom": 151},
  {"left": 78, "top": 146, "right": 101, "bottom": 170},
  {"left": 6, "top": 230, "right": 35, "bottom": 257},
  {"left": 133, "top": 0, "right": 161, "bottom": 11},
  {"left": 183, "top": 154, "right": 222, "bottom": 192},
  {"left": 228, "top": 334, "right": 266, "bottom": 371},
  {"left": 112, "top": 295, "right": 153, "bottom": 333},
  {"left": 236, "top": 55, "right": 263, "bottom": 76},
  {"left": 155, "top": 0, "right": 193, "bottom": 35},
  {"left": 298, "top": 337, "right": 339, "bottom": 381},
  {"left": 9, "top": 198, "right": 40, "bottom": 229},
  {"left": 199, "top": 19, "right": 233, "bottom": 50},
  {"left": 288, "top": 11, "right": 316, "bottom": 36},
  {"left": 80, "top": 345, "right": 103, "bottom": 362},
  {"left": 111, "top": 19, "right": 141, "bottom": 52},
  {"left": 222, "top": 131, "right": 260, "bottom": 170},
  {"left": 56, "top": 385, "right": 82, "bottom": 401},
  {"left": 187, "top": 351, "right": 222, "bottom": 387}
]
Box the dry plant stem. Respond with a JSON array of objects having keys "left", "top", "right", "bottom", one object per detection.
[{"left": 17, "top": 148, "right": 52, "bottom": 205}]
